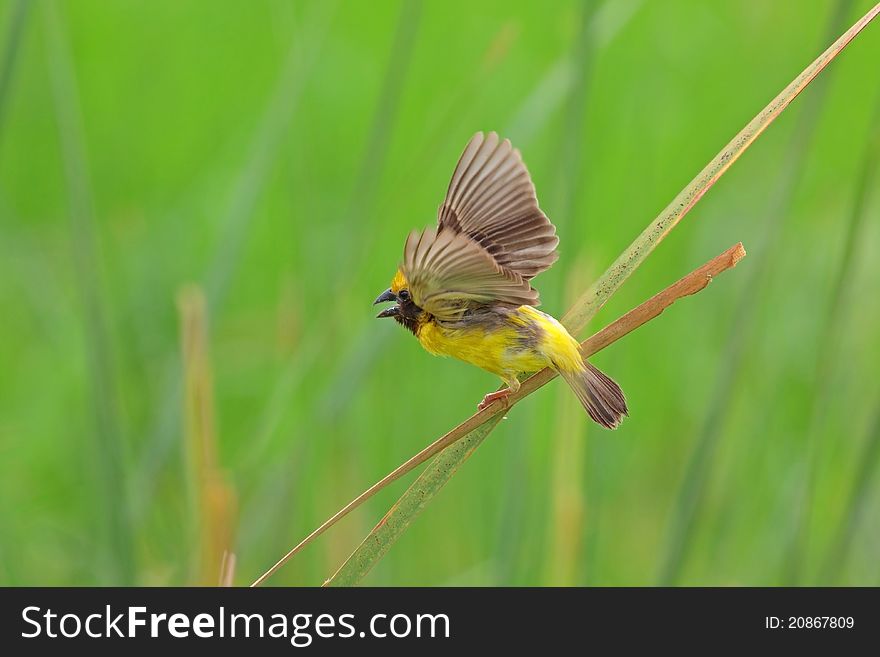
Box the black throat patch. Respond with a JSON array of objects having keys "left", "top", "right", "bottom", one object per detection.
[
  {"left": 394, "top": 299, "right": 425, "bottom": 336},
  {"left": 393, "top": 313, "right": 419, "bottom": 335}
]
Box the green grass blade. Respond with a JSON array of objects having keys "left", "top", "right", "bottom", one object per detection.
[
  {"left": 323, "top": 4, "right": 879, "bottom": 586},
  {"left": 0, "top": 0, "right": 30, "bottom": 149},
  {"left": 323, "top": 245, "right": 746, "bottom": 586},
  {"left": 818, "top": 402, "right": 880, "bottom": 583},
  {"left": 316, "top": 0, "right": 422, "bottom": 440},
  {"left": 254, "top": 244, "right": 745, "bottom": 586},
  {"left": 545, "top": 263, "right": 592, "bottom": 585},
  {"left": 551, "top": 0, "right": 598, "bottom": 237},
  {"left": 343, "top": 0, "right": 422, "bottom": 232},
  {"left": 564, "top": 0, "right": 876, "bottom": 337},
  {"left": 132, "top": 1, "right": 338, "bottom": 521},
  {"left": 506, "top": 0, "right": 644, "bottom": 147},
  {"left": 656, "top": 0, "right": 855, "bottom": 586},
  {"left": 203, "top": 1, "right": 339, "bottom": 312},
  {"left": 45, "top": 4, "right": 135, "bottom": 584},
  {"left": 789, "top": 88, "right": 880, "bottom": 584},
  {"left": 543, "top": 0, "right": 599, "bottom": 583},
  {"left": 242, "top": 1, "right": 423, "bottom": 561},
  {"left": 329, "top": 0, "right": 422, "bottom": 290},
  {"left": 326, "top": 416, "right": 504, "bottom": 586}
]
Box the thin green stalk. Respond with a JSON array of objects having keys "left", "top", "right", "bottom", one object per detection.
[
  {"left": 251, "top": 2, "right": 878, "bottom": 587},
  {"left": 344, "top": 0, "right": 422, "bottom": 237},
  {"left": 325, "top": 417, "right": 504, "bottom": 586},
  {"left": 552, "top": 0, "right": 598, "bottom": 239},
  {"left": 656, "top": 0, "right": 856, "bottom": 586},
  {"left": 545, "top": 263, "right": 592, "bottom": 585},
  {"left": 789, "top": 90, "right": 880, "bottom": 584},
  {"left": 541, "top": 1, "right": 601, "bottom": 583},
  {"left": 567, "top": 0, "right": 872, "bottom": 337},
  {"left": 496, "top": 4, "right": 644, "bottom": 579},
  {"left": 0, "top": 0, "right": 29, "bottom": 150},
  {"left": 239, "top": 331, "right": 324, "bottom": 470},
  {"left": 323, "top": 245, "right": 746, "bottom": 586},
  {"left": 327, "top": 2, "right": 879, "bottom": 586},
  {"left": 252, "top": 244, "right": 744, "bottom": 586},
  {"left": 391, "top": 21, "right": 520, "bottom": 195},
  {"left": 506, "top": 0, "right": 644, "bottom": 147},
  {"left": 494, "top": 0, "right": 609, "bottom": 584},
  {"left": 281, "top": 0, "right": 420, "bottom": 574},
  {"left": 241, "top": 3, "right": 421, "bottom": 540},
  {"left": 203, "top": 1, "right": 339, "bottom": 311},
  {"left": 45, "top": 4, "right": 135, "bottom": 584},
  {"left": 133, "top": 1, "right": 337, "bottom": 520},
  {"left": 818, "top": 403, "right": 880, "bottom": 583},
  {"left": 332, "top": 0, "right": 422, "bottom": 289}
]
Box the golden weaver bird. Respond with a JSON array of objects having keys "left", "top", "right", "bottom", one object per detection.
[{"left": 374, "top": 132, "right": 628, "bottom": 428}]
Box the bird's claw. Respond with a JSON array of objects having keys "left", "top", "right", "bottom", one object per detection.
[{"left": 478, "top": 389, "right": 511, "bottom": 411}]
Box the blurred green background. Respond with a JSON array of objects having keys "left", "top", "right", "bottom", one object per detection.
[{"left": 1, "top": 0, "right": 879, "bottom": 586}]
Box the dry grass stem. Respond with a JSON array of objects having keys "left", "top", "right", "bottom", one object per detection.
[
  {"left": 178, "top": 286, "right": 238, "bottom": 586},
  {"left": 252, "top": 242, "right": 746, "bottom": 586}
]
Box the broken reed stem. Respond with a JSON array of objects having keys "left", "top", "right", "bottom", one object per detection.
[
  {"left": 250, "top": 242, "right": 746, "bottom": 586},
  {"left": 178, "top": 285, "right": 238, "bottom": 586},
  {"left": 219, "top": 551, "right": 237, "bottom": 587}
]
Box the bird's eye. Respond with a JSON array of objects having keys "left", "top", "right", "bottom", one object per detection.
[{"left": 398, "top": 289, "right": 410, "bottom": 301}]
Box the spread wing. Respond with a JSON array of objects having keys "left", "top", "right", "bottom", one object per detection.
[
  {"left": 401, "top": 227, "right": 538, "bottom": 322},
  {"left": 437, "top": 131, "right": 559, "bottom": 280}
]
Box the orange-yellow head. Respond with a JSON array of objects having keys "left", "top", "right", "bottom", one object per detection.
[{"left": 389, "top": 269, "right": 407, "bottom": 295}]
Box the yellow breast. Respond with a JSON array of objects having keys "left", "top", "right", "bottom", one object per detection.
[{"left": 416, "top": 305, "right": 584, "bottom": 378}]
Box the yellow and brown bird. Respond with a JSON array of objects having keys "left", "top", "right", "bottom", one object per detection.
[{"left": 374, "top": 132, "right": 627, "bottom": 428}]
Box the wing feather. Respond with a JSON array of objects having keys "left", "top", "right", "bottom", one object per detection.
[
  {"left": 402, "top": 227, "right": 538, "bottom": 321},
  {"left": 438, "top": 131, "right": 559, "bottom": 279}
]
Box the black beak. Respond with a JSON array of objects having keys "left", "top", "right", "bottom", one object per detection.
[
  {"left": 374, "top": 288, "right": 396, "bottom": 305},
  {"left": 374, "top": 288, "right": 398, "bottom": 318},
  {"left": 376, "top": 306, "right": 399, "bottom": 319}
]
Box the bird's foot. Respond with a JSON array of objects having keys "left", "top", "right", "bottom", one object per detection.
[{"left": 478, "top": 388, "right": 511, "bottom": 411}]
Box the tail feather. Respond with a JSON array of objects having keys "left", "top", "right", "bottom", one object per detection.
[{"left": 559, "top": 361, "right": 628, "bottom": 429}]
